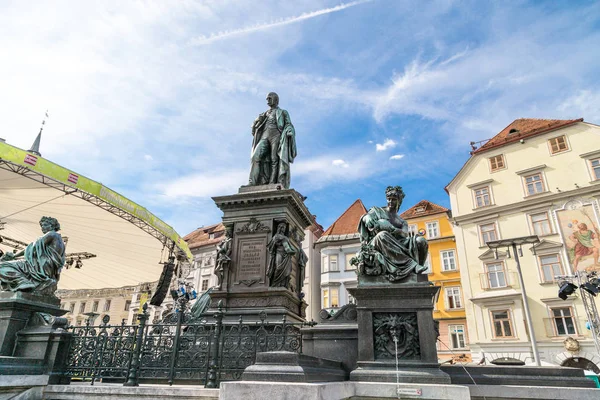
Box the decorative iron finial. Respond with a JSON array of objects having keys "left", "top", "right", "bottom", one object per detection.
[{"left": 28, "top": 110, "right": 49, "bottom": 157}]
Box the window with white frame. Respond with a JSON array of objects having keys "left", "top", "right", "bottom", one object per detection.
[
  {"left": 322, "top": 288, "right": 339, "bottom": 308},
  {"left": 449, "top": 325, "right": 466, "bottom": 349},
  {"left": 524, "top": 173, "right": 546, "bottom": 196},
  {"left": 530, "top": 211, "right": 552, "bottom": 236},
  {"left": 445, "top": 287, "right": 463, "bottom": 309},
  {"left": 426, "top": 221, "right": 439, "bottom": 238},
  {"left": 474, "top": 186, "right": 491, "bottom": 208},
  {"left": 491, "top": 310, "right": 514, "bottom": 338},
  {"left": 551, "top": 307, "right": 576, "bottom": 335},
  {"left": 321, "top": 256, "right": 328, "bottom": 273},
  {"left": 485, "top": 262, "right": 507, "bottom": 288},
  {"left": 330, "top": 288, "right": 339, "bottom": 308},
  {"left": 103, "top": 299, "right": 111, "bottom": 312},
  {"left": 489, "top": 155, "right": 505, "bottom": 172},
  {"left": 408, "top": 224, "right": 418, "bottom": 234},
  {"left": 539, "top": 254, "right": 564, "bottom": 283},
  {"left": 322, "top": 289, "right": 330, "bottom": 308},
  {"left": 479, "top": 223, "right": 498, "bottom": 244},
  {"left": 201, "top": 279, "right": 209, "bottom": 291},
  {"left": 441, "top": 250, "right": 457, "bottom": 271},
  {"left": 329, "top": 255, "right": 339, "bottom": 272},
  {"left": 591, "top": 158, "right": 600, "bottom": 180},
  {"left": 548, "top": 136, "right": 568, "bottom": 154}
]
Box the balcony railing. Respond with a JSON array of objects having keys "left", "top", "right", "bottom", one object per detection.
[{"left": 479, "top": 271, "right": 519, "bottom": 291}]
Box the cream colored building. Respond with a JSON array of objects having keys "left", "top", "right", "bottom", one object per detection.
[
  {"left": 447, "top": 118, "right": 600, "bottom": 371},
  {"left": 59, "top": 285, "right": 137, "bottom": 326}
]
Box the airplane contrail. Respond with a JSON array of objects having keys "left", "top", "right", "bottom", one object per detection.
[{"left": 190, "top": 0, "right": 374, "bottom": 45}]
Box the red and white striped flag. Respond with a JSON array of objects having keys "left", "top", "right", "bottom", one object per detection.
[
  {"left": 24, "top": 154, "right": 38, "bottom": 166},
  {"left": 67, "top": 173, "right": 79, "bottom": 184}
]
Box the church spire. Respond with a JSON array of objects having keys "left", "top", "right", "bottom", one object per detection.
[{"left": 28, "top": 110, "right": 48, "bottom": 157}]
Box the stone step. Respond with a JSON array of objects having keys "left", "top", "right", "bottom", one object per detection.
[
  {"left": 0, "top": 356, "right": 45, "bottom": 375},
  {"left": 43, "top": 383, "right": 219, "bottom": 400}
]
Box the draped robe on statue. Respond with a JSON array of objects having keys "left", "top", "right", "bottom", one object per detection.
[
  {"left": 0, "top": 231, "right": 65, "bottom": 292},
  {"left": 267, "top": 232, "right": 297, "bottom": 288},
  {"left": 358, "top": 206, "right": 428, "bottom": 281}
]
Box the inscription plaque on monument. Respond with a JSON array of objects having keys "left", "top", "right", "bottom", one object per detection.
[{"left": 236, "top": 237, "right": 267, "bottom": 285}]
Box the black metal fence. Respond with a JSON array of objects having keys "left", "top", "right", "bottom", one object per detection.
[{"left": 65, "top": 303, "right": 313, "bottom": 387}]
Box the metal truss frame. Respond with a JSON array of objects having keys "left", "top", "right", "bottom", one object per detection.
[{"left": 0, "top": 160, "right": 174, "bottom": 252}]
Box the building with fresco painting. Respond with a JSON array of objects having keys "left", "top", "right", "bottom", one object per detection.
[{"left": 446, "top": 118, "right": 600, "bottom": 372}]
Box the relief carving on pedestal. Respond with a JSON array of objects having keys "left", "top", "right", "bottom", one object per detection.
[
  {"left": 236, "top": 218, "right": 270, "bottom": 234},
  {"left": 373, "top": 312, "right": 420, "bottom": 360}
]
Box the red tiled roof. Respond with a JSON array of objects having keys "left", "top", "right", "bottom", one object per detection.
[
  {"left": 400, "top": 200, "right": 449, "bottom": 220},
  {"left": 322, "top": 199, "right": 367, "bottom": 236},
  {"left": 473, "top": 118, "right": 583, "bottom": 154},
  {"left": 183, "top": 223, "right": 225, "bottom": 249}
]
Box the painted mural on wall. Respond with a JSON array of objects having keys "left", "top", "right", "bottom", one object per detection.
[{"left": 555, "top": 203, "right": 600, "bottom": 272}]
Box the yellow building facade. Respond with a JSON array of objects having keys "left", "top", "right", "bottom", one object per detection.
[
  {"left": 447, "top": 118, "right": 600, "bottom": 371},
  {"left": 401, "top": 200, "right": 471, "bottom": 363}
]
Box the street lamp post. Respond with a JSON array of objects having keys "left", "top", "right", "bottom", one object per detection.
[{"left": 487, "top": 235, "right": 541, "bottom": 367}]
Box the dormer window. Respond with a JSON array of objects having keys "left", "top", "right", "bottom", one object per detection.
[
  {"left": 548, "top": 136, "right": 568, "bottom": 154},
  {"left": 489, "top": 155, "right": 505, "bottom": 172},
  {"left": 415, "top": 206, "right": 425, "bottom": 213},
  {"left": 508, "top": 128, "right": 519, "bottom": 134}
]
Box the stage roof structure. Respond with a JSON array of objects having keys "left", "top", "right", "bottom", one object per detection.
[{"left": 0, "top": 140, "right": 192, "bottom": 290}]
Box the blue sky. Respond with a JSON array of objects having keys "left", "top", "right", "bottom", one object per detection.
[{"left": 1, "top": 0, "right": 600, "bottom": 236}]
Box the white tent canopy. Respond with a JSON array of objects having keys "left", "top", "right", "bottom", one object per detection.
[{"left": 0, "top": 142, "right": 190, "bottom": 290}]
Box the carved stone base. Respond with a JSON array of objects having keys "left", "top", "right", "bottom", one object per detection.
[
  {"left": 242, "top": 351, "right": 347, "bottom": 382},
  {"left": 209, "top": 287, "right": 307, "bottom": 323},
  {"left": 0, "top": 292, "right": 71, "bottom": 384},
  {"left": 0, "top": 292, "right": 64, "bottom": 357},
  {"left": 350, "top": 361, "right": 450, "bottom": 384},
  {"left": 238, "top": 184, "right": 284, "bottom": 194},
  {"left": 348, "top": 283, "right": 449, "bottom": 384},
  {"left": 211, "top": 187, "right": 313, "bottom": 323}
]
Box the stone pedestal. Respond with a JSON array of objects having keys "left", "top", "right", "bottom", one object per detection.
[
  {"left": 348, "top": 283, "right": 450, "bottom": 384},
  {"left": 0, "top": 292, "right": 64, "bottom": 356},
  {"left": 0, "top": 292, "right": 71, "bottom": 384},
  {"left": 211, "top": 186, "right": 313, "bottom": 322}
]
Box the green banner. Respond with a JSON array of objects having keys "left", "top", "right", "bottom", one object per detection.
[{"left": 0, "top": 141, "right": 192, "bottom": 260}]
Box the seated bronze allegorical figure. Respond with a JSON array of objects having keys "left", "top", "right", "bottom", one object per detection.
[
  {"left": 352, "top": 186, "right": 429, "bottom": 282},
  {"left": 0, "top": 216, "right": 65, "bottom": 295}
]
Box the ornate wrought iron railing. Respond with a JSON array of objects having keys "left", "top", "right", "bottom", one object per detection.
[{"left": 64, "top": 303, "right": 313, "bottom": 387}]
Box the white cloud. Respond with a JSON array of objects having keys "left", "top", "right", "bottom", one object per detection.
[
  {"left": 332, "top": 159, "right": 350, "bottom": 168},
  {"left": 369, "top": 4, "right": 600, "bottom": 135},
  {"left": 190, "top": 0, "right": 374, "bottom": 45},
  {"left": 158, "top": 169, "right": 248, "bottom": 198},
  {"left": 389, "top": 154, "right": 404, "bottom": 160},
  {"left": 144, "top": 154, "right": 153, "bottom": 161},
  {"left": 558, "top": 90, "right": 600, "bottom": 122},
  {"left": 376, "top": 139, "right": 397, "bottom": 151}
]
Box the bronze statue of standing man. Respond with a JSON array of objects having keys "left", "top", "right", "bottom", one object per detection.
[{"left": 248, "top": 92, "right": 297, "bottom": 189}]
